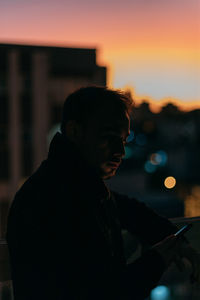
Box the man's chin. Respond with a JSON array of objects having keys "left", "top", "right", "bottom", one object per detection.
[{"left": 101, "top": 168, "right": 117, "bottom": 180}]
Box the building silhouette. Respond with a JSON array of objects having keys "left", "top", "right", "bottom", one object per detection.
[{"left": 0, "top": 43, "right": 107, "bottom": 237}]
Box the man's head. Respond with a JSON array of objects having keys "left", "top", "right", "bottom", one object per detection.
[{"left": 61, "top": 86, "right": 133, "bottom": 179}]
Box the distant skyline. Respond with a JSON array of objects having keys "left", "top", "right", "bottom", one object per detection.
[{"left": 1, "top": 0, "right": 200, "bottom": 106}]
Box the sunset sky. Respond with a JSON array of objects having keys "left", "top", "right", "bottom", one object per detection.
[{"left": 1, "top": 0, "right": 200, "bottom": 108}]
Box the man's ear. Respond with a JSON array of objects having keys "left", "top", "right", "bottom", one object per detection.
[{"left": 65, "top": 120, "right": 83, "bottom": 143}]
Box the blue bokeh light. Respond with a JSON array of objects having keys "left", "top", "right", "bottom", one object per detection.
[
  {"left": 157, "top": 150, "right": 168, "bottom": 166},
  {"left": 124, "top": 146, "right": 134, "bottom": 160},
  {"left": 150, "top": 150, "right": 168, "bottom": 167},
  {"left": 150, "top": 285, "right": 170, "bottom": 300},
  {"left": 144, "top": 161, "right": 157, "bottom": 173},
  {"left": 127, "top": 130, "right": 135, "bottom": 143},
  {"left": 153, "top": 153, "right": 162, "bottom": 164}
]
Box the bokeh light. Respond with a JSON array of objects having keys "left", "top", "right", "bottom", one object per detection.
[
  {"left": 157, "top": 150, "right": 168, "bottom": 166},
  {"left": 127, "top": 130, "right": 135, "bottom": 143},
  {"left": 184, "top": 185, "right": 200, "bottom": 217},
  {"left": 144, "top": 161, "right": 157, "bottom": 173},
  {"left": 150, "top": 285, "right": 170, "bottom": 300},
  {"left": 150, "top": 150, "right": 168, "bottom": 166},
  {"left": 164, "top": 176, "right": 176, "bottom": 189},
  {"left": 150, "top": 153, "right": 161, "bottom": 165},
  {"left": 124, "top": 146, "right": 134, "bottom": 160}
]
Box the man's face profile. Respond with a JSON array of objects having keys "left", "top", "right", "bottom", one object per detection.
[{"left": 70, "top": 106, "right": 130, "bottom": 180}]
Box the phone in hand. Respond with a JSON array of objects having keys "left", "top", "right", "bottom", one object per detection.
[{"left": 174, "top": 223, "right": 192, "bottom": 237}]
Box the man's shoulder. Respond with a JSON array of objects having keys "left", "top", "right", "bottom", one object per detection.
[
  {"left": 110, "top": 190, "right": 138, "bottom": 204},
  {"left": 10, "top": 160, "right": 55, "bottom": 211},
  {"left": 19, "top": 160, "right": 49, "bottom": 193},
  {"left": 11, "top": 158, "right": 74, "bottom": 212}
]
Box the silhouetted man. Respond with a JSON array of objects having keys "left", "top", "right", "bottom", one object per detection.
[{"left": 7, "top": 87, "right": 200, "bottom": 300}]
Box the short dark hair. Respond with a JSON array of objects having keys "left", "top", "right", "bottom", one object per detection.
[{"left": 60, "top": 86, "right": 134, "bottom": 134}]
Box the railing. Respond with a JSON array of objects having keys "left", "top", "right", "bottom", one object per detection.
[
  {"left": 1, "top": 217, "right": 200, "bottom": 300},
  {"left": 0, "top": 239, "right": 13, "bottom": 300}
]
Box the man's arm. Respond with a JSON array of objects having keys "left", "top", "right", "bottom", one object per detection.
[
  {"left": 113, "top": 191, "right": 200, "bottom": 285},
  {"left": 112, "top": 191, "right": 177, "bottom": 245}
]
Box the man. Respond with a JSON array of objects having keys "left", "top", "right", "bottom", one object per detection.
[{"left": 7, "top": 86, "right": 200, "bottom": 300}]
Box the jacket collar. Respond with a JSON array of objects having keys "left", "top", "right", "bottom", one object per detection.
[{"left": 47, "top": 132, "right": 110, "bottom": 202}]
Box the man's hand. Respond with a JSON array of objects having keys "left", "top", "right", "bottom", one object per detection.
[
  {"left": 152, "top": 234, "right": 183, "bottom": 268},
  {"left": 153, "top": 234, "right": 200, "bottom": 285},
  {"left": 179, "top": 243, "right": 200, "bottom": 284}
]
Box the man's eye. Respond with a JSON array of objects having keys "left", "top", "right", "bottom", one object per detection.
[{"left": 101, "top": 134, "right": 128, "bottom": 145}]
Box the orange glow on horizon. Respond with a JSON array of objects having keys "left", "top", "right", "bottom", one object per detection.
[
  {"left": 0, "top": 40, "right": 199, "bottom": 112},
  {"left": 1, "top": 0, "right": 199, "bottom": 105},
  {"left": 117, "top": 85, "right": 200, "bottom": 113}
]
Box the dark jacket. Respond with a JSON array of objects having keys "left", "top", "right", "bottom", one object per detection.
[{"left": 6, "top": 133, "right": 177, "bottom": 300}]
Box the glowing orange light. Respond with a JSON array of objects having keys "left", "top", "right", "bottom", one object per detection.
[{"left": 164, "top": 176, "right": 176, "bottom": 189}]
